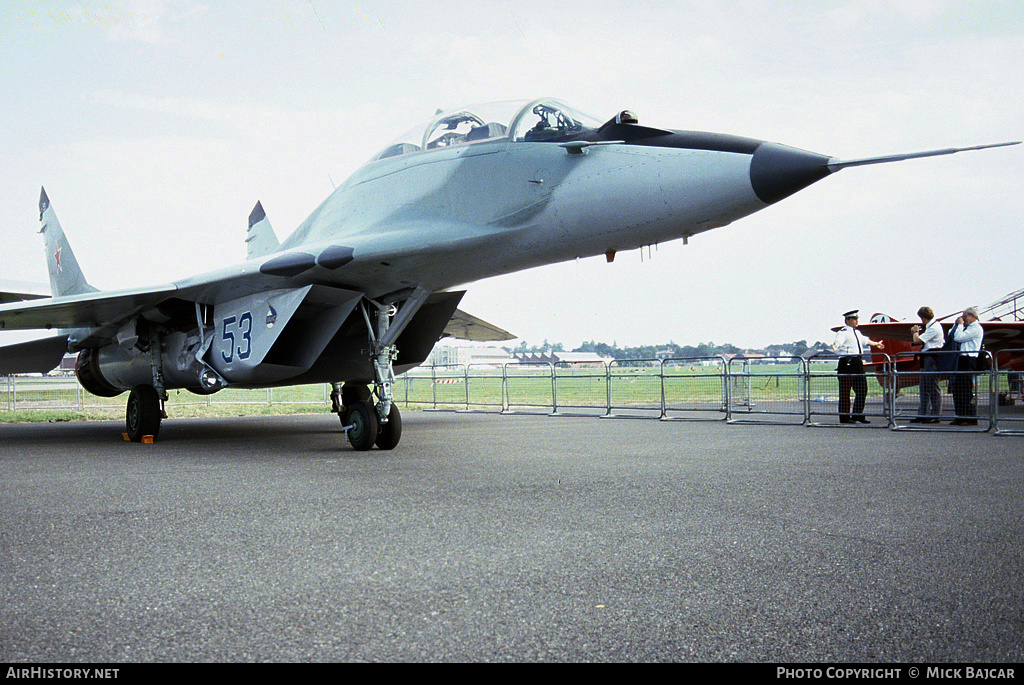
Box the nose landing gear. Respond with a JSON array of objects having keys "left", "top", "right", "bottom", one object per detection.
[{"left": 334, "top": 288, "right": 428, "bottom": 451}]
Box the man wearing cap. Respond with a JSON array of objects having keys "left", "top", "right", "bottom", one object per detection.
[{"left": 831, "top": 310, "right": 885, "bottom": 424}]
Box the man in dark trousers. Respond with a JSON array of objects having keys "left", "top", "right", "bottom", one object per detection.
[
  {"left": 949, "top": 306, "right": 984, "bottom": 425},
  {"left": 831, "top": 310, "right": 885, "bottom": 424}
]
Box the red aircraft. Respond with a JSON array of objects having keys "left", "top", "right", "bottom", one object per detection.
[{"left": 854, "top": 288, "right": 1024, "bottom": 404}]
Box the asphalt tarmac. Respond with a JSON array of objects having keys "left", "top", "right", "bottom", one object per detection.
[{"left": 1, "top": 411, "right": 1021, "bottom": 663}]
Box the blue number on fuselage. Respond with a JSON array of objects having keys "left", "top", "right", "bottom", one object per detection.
[
  {"left": 221, "top": 316, "right": 236, "bottom": 363},
  {"left": 237, "top": 312, "right": 253, "bottom": 360},
  {"left": 221, "top": 312, "right": 253, "bottom": 363}
]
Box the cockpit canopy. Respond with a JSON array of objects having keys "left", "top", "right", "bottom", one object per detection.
[{"left": 371, "top": 99, "right": 601, "bottom": 162}]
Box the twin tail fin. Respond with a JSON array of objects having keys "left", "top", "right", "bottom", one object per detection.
[
  {"left": 38, "top": 187, "right": 97, "bottom": 298},
  {"left": 246, "top": 201, "right": 280, "bottom": 260}
]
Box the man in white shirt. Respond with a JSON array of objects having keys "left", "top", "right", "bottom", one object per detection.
[
  {"left": 949, "top": 306, "right": 984, "bottom": 425},
  {"left": 910, "top": 306, "right": 945, "bottom": 423},
  {"left": 831, "top": 310, "right": 885, "bottom": 424}
]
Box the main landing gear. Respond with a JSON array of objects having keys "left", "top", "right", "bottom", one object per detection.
[
  {"left": 125, "top": 332, "right": 168, "bottom": 442},
  {"left": 126, "top": 384, "right": 164, "bottom": 442}
]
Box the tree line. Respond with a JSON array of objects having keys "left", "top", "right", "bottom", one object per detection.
[{"left": 507, "top": 339, "right": 832, "bottom": 360}]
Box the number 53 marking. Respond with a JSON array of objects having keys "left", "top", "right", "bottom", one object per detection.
[{"left": 221, "top": 312, "right": 253, "bottom": 363}]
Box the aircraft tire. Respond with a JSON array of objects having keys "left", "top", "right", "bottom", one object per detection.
[
  {"left": 346, "top": 401, "right": 379, "bottom": 451},
  {"left": 375, "top": 404, "right": 402, "bottom": 450},
  {"left": 126, "top": 384, "right": 161, "bottom": 442}
]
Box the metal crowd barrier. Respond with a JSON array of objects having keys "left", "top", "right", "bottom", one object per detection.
[
  {"left": 503, "top": 362, "right": 555, "bottom": 415},
  {"left": 6, "top": 353, "right": 1023, "bottom": 435},
  {"left": 3, "top": 375, "right": 86, "bottom": 411},
  {"left": 605, "top": 359, "right": 661, "bottom": 418},
  {"left": 553, "top": 360, "right": 610, "bottom": 416},
  {"left": 805, "top": 354, "right": 891, "bottom": 427},
  {"left": 727, "top": 356, "right": 809, "bottom": 425},
  {"left": 660, "top": 356, "right": 729, "bottom": 421},
  {"left": 887, "top": 350, "right": 996, "bottom": 432},
  {"left": 993, "top": 348, "right": 1024, "bottom": 435}
]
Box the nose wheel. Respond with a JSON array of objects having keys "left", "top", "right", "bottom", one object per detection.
[
  {"left": 340, "top": 399, "right": 402, "bottom": 451},
  {"left": 343, "top": 400, "right": 379, "bottom": 451},
  {"left": 374, "top": 402, "right": 402, "bottom": 450}
]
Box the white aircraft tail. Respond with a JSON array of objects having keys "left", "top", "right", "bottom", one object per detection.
[
  {"left": 38, "top": 187, "right": 98, "bottom": 297},
  {"left": 246, "top": 201, "right": 280, "bottom": 259}
]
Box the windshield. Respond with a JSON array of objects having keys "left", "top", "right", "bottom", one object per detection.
[
  {"left": 507, "top": 100, "right": 598, "bottom": 142},
  {"left": 370, "top": 99, "right": 600, "bottom": 162}
]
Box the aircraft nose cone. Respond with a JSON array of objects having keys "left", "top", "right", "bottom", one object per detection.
[{"left": 749, "top": 142, "right": 832, "bottom": 205}]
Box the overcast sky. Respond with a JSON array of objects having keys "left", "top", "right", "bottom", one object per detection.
[{"left": 1, "top": 0, "right": 1021, "bottom": 350}]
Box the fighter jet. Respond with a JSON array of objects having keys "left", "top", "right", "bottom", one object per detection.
[{"left": 0, "top": 98, "right": 1017, "bottom": 448}]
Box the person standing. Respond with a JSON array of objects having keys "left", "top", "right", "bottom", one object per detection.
[
  {"left": 909, "top": 306, "right": 944, "bottom": 423},
  {"left": 832, "top": 310, "right": 885, "bottom": 424},
  {"left": 949, "top": 306, "right": 984, "bottom": 426}
]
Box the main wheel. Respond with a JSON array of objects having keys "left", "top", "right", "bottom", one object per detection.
[
  {"left": 126, "top": 385, "right": 162, "bottom": 442},
  {"left": 345, "top": 401, "right": 379, "bottom": 451},
  {"left": 375, "top": 404, "right": 402, "bottom": 450}
]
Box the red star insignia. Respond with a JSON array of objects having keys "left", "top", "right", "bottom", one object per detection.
[{"left": 54, "top": 246, "right": 63, "bottom": 273}]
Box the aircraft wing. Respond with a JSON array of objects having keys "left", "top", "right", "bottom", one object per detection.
[
  {"left": 0, "top": 260, "right": 327, "bottom": 334},
  {"left": 856, "top": 321, "right": 917, "bottom": 343},
  {"left": 858, "top": 320, "right": 1024, "bottom": 352},
  {"left": 443, "top": 308, "right": 515, "bottom": 342},
  {"left": 0, "top": 335, "right": 70, "bottom": 375},
  {"left": 977, "top": 321, "right": 1024, "bottom": 352},
  {"left": 0, "top": 284, "right": 179, "bottom": 332},
  {"left": 0, "top": 279, "right": 50, "bottom": 305}
]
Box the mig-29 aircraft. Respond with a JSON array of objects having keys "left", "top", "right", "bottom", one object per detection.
[{"left": 0, "top": 98, "right": 1018, "bottom": 449}]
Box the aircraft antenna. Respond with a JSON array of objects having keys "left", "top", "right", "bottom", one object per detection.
[{"left": 828, "top": 141, "right": 1020, "bottom": 171}]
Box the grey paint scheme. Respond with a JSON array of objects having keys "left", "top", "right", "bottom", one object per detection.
[{"left": 0, "top": 99, "right": 1017, "bottom": 397}]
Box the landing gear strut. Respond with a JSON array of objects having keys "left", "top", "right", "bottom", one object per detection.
[
  {"left": 333, "top": 289, "right": 428, "bottom": 451},
  {"left": 125, "top": 327, "right": 168, "bottom": 442}
]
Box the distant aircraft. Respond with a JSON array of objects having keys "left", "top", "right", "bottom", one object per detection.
[
  {"left": 858, "top": 288, "right": 1024, "bottom": 403},
  {"left": 0, "top": 98, "right": 1018, "bottom": 447}
]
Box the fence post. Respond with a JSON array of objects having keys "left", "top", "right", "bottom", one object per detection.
[
  {"left": 431, "top": 364, "right": 438, "bottom": 409},
  {"left": 551, "top": 363, "right": 559, "bottom": 415},
  {"left": 502, "top": 363, "right": 508, "bottom": 412},
  {"left": 659, "top": 359, "right": 667, "bottom": 419},
  {"left": 799, "top": 358, "right": 806, "bottom": 421},
  {"left": 604, "top": 362, "right": 612, "bottom": 417},
  {"left": 984, "top": 350, "right": 996, "bottom": 429}
]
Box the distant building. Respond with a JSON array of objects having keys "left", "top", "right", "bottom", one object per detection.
[
  {"left": 513, "top": 351, "right": 612, "bottom": 366},
  {"left": 427, "top": 346, "right": 516, "bottom": 368}
]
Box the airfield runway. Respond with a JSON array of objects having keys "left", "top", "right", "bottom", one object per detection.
[{"left": 1, "top": 411, "right": 1021, "bottom": 663}]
